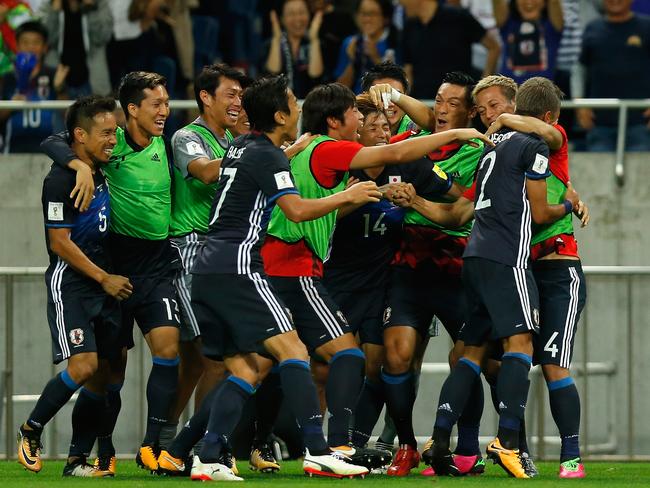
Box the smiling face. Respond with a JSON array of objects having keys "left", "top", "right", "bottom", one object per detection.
[
  {"left": 357, "top": 0, "right": 386, "bottom": 38},
  {"left": 358, "top": 111, "right": 391, "bottom": 147},
  {"left": 334, "top": 105, "right": 363, "bottom": 142},
  {"left": 433, "top": 83, "right": 473, "bottom": 133},
  {"left": 370, "top": 77, "right": 406, "bottom": 131},
  {"left": 81, "top": 112, "right": 118, "bottom": 164},
  {"left": 130, "top": 85, "right": 170, "bottom": 138},
  {"left": 203, "top": 76, "right": 243, "bottom": 130},
  {"left": 475, "top": 85, "right": 516, "bottom": 127},
  {"left": 282, "top": 0, "right": 310, "bottom": 38}
]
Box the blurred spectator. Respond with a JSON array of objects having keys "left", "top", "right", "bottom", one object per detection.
[
  {"left": 334, "top": 0, "right": 400, "bottom": 93},
  {"left": 453, "top": 0, "right": 501, "bottom": 81},
  {"left": 38, "top": 0, "right": 113, "bottom": 97},
  {"left": 400, "top": 0, "right": 500, "bottom": 99},
  {"left": 168, "top": 0, "right": 196, "bottom": 95},
  {"left": 106, "top": 0, "right": 143, "bottom": 89},
  {"left": 0, "top": 1, "right": 33, "bottom": 75},
  {"left": 0, "top": 20, "right": 66, "bottom": 153},
  {"left": 309, "top": 0, "right": 357, "bottom": 82},
  {"left": 632, "top": 0, "right": 650, "bottom": 15},
  {"left": 575, "top": 0, "right": 650, "bottom": 151},
  {"left": 492, "top": 0, "right": 564, "bottom": 84},
  {"left": 222, "top": 0, "right": 258, "bottom": 73},
  {"left": 260, "top": 0, "right": 323, "bottom": 99}
]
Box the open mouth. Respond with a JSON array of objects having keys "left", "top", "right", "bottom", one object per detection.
[
  {"left": 103, "top": 147, "right": 114, "bottom": 156},
  {"left": 154, "top": 119, "right": 166, "bottom": 131},
  {"left": 436, "top": 118, "right": 448, "bottom": 130},
  {"left": 227, "top": 109, "right": 240, "bottom": 122}
]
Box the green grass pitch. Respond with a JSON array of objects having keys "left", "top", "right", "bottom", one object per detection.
[{"left": 2, "top": 460, "right": 650, "bottom": 487}]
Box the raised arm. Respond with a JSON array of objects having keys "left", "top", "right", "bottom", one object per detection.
[
  {"left": 369, "top": 83, "right": 436, "bottom": 131},
  {"left": 487, "top": 113, "right": 563, "bottom": 150}
]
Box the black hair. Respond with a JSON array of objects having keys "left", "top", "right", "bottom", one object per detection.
[
  {"left": 65, "top": 95, "right": 117, "bottom": 140},
  {"left": 440, "top": 71, "right": 476, "bottom": 108},
  {"left": 117, "top": 71, "right": 167, "bottom": 119},
  {"left": 358, "top": 0, "right": 394, "bottom": 20},
  {"left": 360, "top": 61, "right": 409, "bottom": 93},
  {"left": 15, "top": 20, "right": 49, "bottom": 44},
  {"left": 242, "top": 75, "right": 291, "bottom": 133},
  {"left": 301, "top": 83, "right": 356, "bottom": 134},
  {"left": 194, "top": 63, "right": 252, "bottom": 113}
]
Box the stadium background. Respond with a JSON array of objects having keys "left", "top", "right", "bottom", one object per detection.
[{"left": 1, "top": 147, "right": 649, "bottom": 460}]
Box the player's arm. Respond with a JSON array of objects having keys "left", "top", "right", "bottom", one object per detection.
[
  {"left": 283, "top": 132, "right": 319, "bottom": 160},
  {"left": 276, "top": 181, "right": 382, "bottom": 223},
  {"left": 369, "top": 84, "right": 436, "bottom": 131},
  {"left": 349, "top": 128, "right": 493, "bottom": 170},
  {"left": 487, "top": 113, "right": 563, "bottom": 150},
  {"left": 47, "top": 228, "right": 133, "bottom": 300},
  {"left": 527, "top": 178, "right": 579, "bottom": 224},
  {"left": 392, "top": 183, "right": 475, "bottom": 228},
  {"left": 41, "top": 132, "right": 95, "bottom": 211}
]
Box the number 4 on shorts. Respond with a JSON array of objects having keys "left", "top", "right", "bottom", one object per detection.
[{"left": 544, "top": 331, "right": 559, "bottom": 358}]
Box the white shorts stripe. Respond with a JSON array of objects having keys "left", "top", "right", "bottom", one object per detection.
[
  {"left": 299, "top": 277, "right": 344, "bottom": 339},
  {"left": 560, "top": 267, "right": 580, "bottom": 368},
  {"left": 50, "top": 258, "right": 70, "bottom": 359},
  {"left": 250, "top": 273, "right": 293, "bottom": 333},
  {"left": 513, "top": 268, "right": 533, "bottom": 331}
]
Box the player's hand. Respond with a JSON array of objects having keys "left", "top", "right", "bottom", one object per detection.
[
  {"left": 288, "top": 132, "right": 318, "bottom": 154},
  {"left": 576, "top": 108, "right": 595, "bottom": 131},
  {"left": 485, "top": 115, "right": 506, "bottom": 138},
  {"left": 392, "top": 183, "right": 417, "bottom": 207},
  {"left": 270, "top": 10, "right": 282, "bottom": 40},
  {"left": 71, "top": 162, "right": 95, "bottom": 211},
  {"left": 343, "top": 180, "right": 382, "bottom": 204},
  {"left": 369, "top": 83, "right": 396, "bottom": 110},
  {"left": 380, "top": 182, "right": 405, "bottom": 202},
  {"left": 574, "top": 200, "right": 590, "bottom": 227},
  {"left": 452, "top": 128, "right": 494, "bottom": 147},
  {"left": 309, "top": 10, "right": 323, "bottom": 41},
  {"left": 563, "top": 185, "right": 580, "bottom": 211},
  {"left": 101, "top": 274, "right": 133, "bottom": 301},
  {"left": 345, "top": 176, "right": 360, "bottom": 190}
]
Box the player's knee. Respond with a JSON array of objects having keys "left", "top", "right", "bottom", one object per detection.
[
  {"left": 151, "top": 341, "right": 179, "bottom": 360},
  {"left": 542, "top": 363, "right": 570, "bottom": 383},
  {"left": 504, "top": 332, "right": 533, "bottom": 356},
  {"left": 67, "top": 355, "right": 98, "bottom": 384},
  {"left": 384, "top": 344, "right": 412, "bottom": 373}
]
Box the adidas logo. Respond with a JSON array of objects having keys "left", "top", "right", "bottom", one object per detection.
[
  {"left": 151, "top": 152, "right": 161, "bottom": 162},
  {"left": 499, "top": 401, "right": 506, "bottom": 410},
  {"left": 438, "top": 403, "right": 453, "bottom": 413}
]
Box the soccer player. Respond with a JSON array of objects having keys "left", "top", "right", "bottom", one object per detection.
[
  {"left": 188, "top": 74, "right": 380, "bottom": 481},
  {"left": 41, "top": 72, "right": 183, "bottom": 472},
  {"left": 360, "top": 61, "right": 423, "bottom": 136},
  {"left": 260, "top": 81, "right": 489, "bottom": 468},
  {"left": 368, "top": 72, "right": 485, "bottom": 476},
  {"left": 159, "top": 63, "right": 249, "bottom": 465},
  {"left": 17, "top": 95, "right": 132, "bottom": 477},
  {"left": 322, "top": 94, "right": 458, "bottom": 468},
  {"left": 425, "top": 77, "right": 580, "bottom": 479}
]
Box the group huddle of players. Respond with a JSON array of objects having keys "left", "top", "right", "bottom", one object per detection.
[{"left": 17, "top": 60, "right": 589, "bottom": 481}]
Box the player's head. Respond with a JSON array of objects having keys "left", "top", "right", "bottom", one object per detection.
[
  {"left": 473, "top": 75, "right": 518, "bottom": 127},
  {"left": 231, "top": 107, "right": 250, "bottom": 138},
  {"left": 356, "top": 93, "right": 390, "bottom": 147},
  {"left": 515, "top": 77, "right": 562, "bottom": 123},
  {"left": 117, "top": 71, "right": 169, "bottom": 136},
  {"left": 194, "top": 63, "right": 251, "bottom": 129},
  {"left": 281, "top": 0, "right": 311, "bottom": 38},
  {"left": 66, "top": 95, "right": 118, "bottom": 165},
  {"left": 434, "top": 71, "right": 476, "bottom": 133},
  {"left": 15, "top": 21, "right": 49, "bottom": 59},
  {"left": 361, "top": 61, "right": 409, "bottom": 132},
  {"left": 242, "top": 75, "right": 299, "bottom": 141},
  {"left": 302, "top": 83, "right": 359, "bottom": 142}
]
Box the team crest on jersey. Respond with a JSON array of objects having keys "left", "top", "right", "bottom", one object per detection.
[
  {"left": 336, "top": 311, "right": 348, "bottom": 326},
  {"left": 383, "top": 307, "right": 392, "bottom": 324},
  {"left": 388, "top": 175, "right": 402, "bottom": 184},
  {"left": 48, "top": 202, "right": 64, "bottom": 221},
  {"left": 69, "top": 328, "right": 84, "bottom": 346},
  {"left": 532, "top": 153, "right": 549, "bottom": 174},
  {"left": 532, "top": 308, "right": 540, "bottom": 327}
]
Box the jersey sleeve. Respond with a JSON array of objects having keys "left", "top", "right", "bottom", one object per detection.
[
  {"left": 40, "top": 131, "right": 76, "bottom": 169},
  {"left": 42, "top": 171, "right": 77, "bottom": 228},
  {"left": 252, "top": 148, "right": 300, "bottom": 203},
  {"left": 523, "top": 138, "right": 551, "bottom": 180},
  {"left": 172, "top": 129, "right": 210, "bottom": 179},
  {"left": 407, "top": 158, "right": 453, "bottom": 197},
  {"left": 310, "top": 140, "right": 363, "bottom": 188}
]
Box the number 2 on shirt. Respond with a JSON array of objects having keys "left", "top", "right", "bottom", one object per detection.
[{"left": 475, "top": 151, "right": 497, "bottom": 211}]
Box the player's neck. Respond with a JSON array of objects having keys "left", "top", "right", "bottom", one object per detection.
[
  {"left": 265, "top": 129, "right": 287, "bottom": 148},
  {"left": 201, "top": 112, "right": 227, "bottom": 138},
  {"left": 126, "top": 120, "right": 153, "bottom": 148},
  {"left": 71, "top": 144, "right": 96, "bottom": 173}
]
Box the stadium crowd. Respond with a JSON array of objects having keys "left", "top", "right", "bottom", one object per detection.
[{"left": 4, "top": 0, "right": 645, "bottom": 483}]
